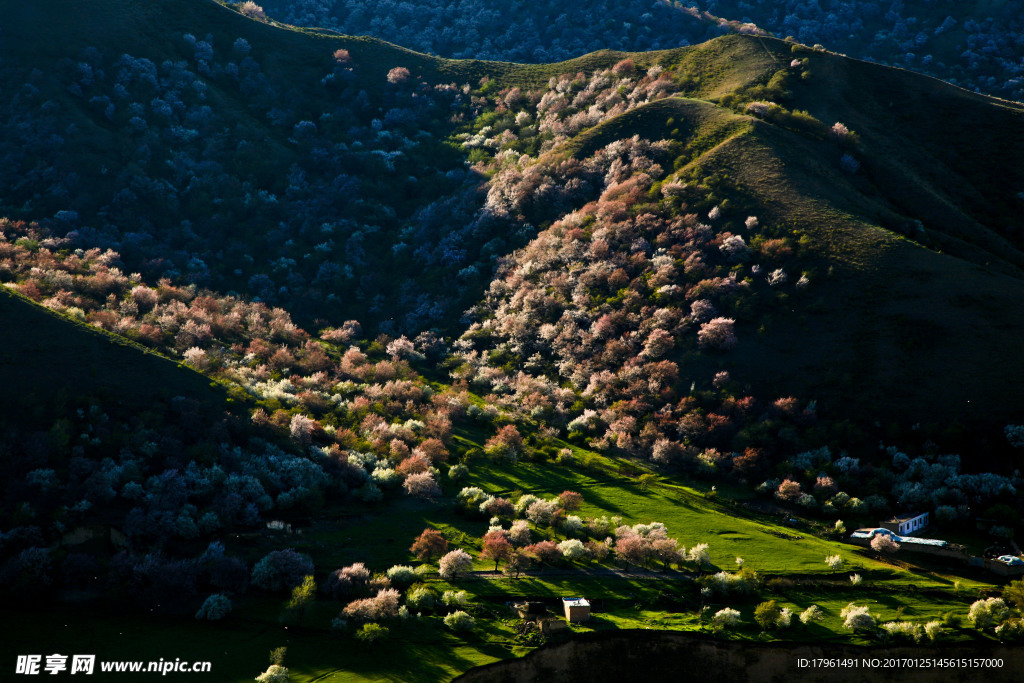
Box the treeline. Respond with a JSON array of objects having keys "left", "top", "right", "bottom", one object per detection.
[
  {"left": 681, "top": 0, "right": 1024, "bottom": 100},
  {"left": 261, "top": 0, "right": 731, "bottom": 62}
]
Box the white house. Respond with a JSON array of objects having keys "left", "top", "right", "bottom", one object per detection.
[
  {"left": 562, "top": 597, "right": 590, "bottom": 622},
  {"left": 881, "top": 512, "right": 929, "bottom": 536}
]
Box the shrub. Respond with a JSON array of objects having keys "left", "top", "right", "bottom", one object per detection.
[
  {"left": 839, "top": 153, "right": 860, "bottom": 173},
  {"left": 968, "top": 598, "right": 1010, "bottom": 630},
  {"left": 705, "top": 571, "right": 754, "bottom": 596},
  {"left": 457, "top": 487, "right": 488, "bottom": 510},
  {"left": 754, "top": 600, "right": 781, "bottom": 631},
  {"left": 799, "top": 605, "right": 824, "bottom": 625},
  {"left": 255, "top": 665, "right": 289, "bottom": 683},
  {"left": 343, "top": 588, "right": 400, "bottom": 621},
  {"left": 239, "top": 2, "right": 268, "bottom": 22},
  {"left": 443, "top": 610, "right": 476, "bottom": 632},
  {"left": 712, "top": 607, "right": 741, "bottom": 630},
  {"left": 882, "top": 621, "right": 923, "bottom": 642},
  {"left": 385, "top": 565, "right": 419, "bottom": 587},
  {"left": 405, "top": 585, "right": 437, "bottom": 612},
  {"left": 325, "top": 562, "right": 370, "bottom": 598},
  {"left": 442, "top": 590, "right": 469, "bottom": 608},
  {"left": 195, "top": 593, "right": 232, "bottom": 621},
  {"left": 354, "top": 623, "right": 390, "bottom": 645},
  {"left": 841, "top": 603, "right": 876, "bottom": 631}
]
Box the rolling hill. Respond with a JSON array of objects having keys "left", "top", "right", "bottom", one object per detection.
[{"left": 1, "top": 1, "right": 1024, "bottom": 680}]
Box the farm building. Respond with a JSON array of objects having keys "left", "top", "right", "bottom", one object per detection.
[
  {"left": 562, "top": 597, "right": 591, "bottom": 623},
  {"left": 881, "top": 512, "right": 928, "bottom": 536}
]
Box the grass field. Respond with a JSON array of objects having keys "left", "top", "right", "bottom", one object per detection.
[{"left": 0, "top": 431, "right": 1001, "bottom": 681}]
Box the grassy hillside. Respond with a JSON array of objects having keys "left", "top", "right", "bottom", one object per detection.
[
  {"left": 465, "top": 33, "right": 1024, "bottom": 453},
  {"left": 684, "top": 0, "right": 1024, "bottom": 100},
  {"left": 0, "top": 285, "right": 225, "bottom": 427},
  {"left": 2, "top": 4, "right": 1024, "bottom": 681},
  {"left": 686, "top": 38, "right": 1024, "bottom": 440}
]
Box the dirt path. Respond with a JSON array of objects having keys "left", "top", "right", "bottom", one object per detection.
[{"left": 425, "top": 567, "right": 698, "bottom": 581}]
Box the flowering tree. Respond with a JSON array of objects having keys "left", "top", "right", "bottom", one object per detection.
[
  {"left": 776, "top": 479, "right": 802, "bottom": 501},
  {"left": 502, "top": 549, "right": 531, "bottom": 578},
  {"left": 870, "top": 534, "right": 900, "bottom": 555},
  {"left": 410, "top": 529, "right": 448, "bottom": 561},
  {"left": 524, "top": 540, "right": 562, "bottom": 567},
  {"left": 697, "top": 318, "right": 737, "bottom": 350},
  {"left": 557, "top": 539, "right": 589, "bottom": 564},
  {"left": 841, "top": 603, "right": 876, "bottom": 631},
  {"left": 615, "top": 534, "right": 647, "bottom": 570},
  {"left": 481, "top": 496, "right": 514, "bottom": 519},
  {"left": 438, "top": 549, "right": 473, "bottom": 581},
  {"left": 687, "top": 543, "right": 712, "bottom": 572},
  {"left": 485, "top": 425, "right": 525, "bottom": 462},
  {"left": 557, "top": 491, "right": 584, "bottom": 511},
  {"left": 825, "top": 554, "right": 844, "bottom": 572},
  {"left": 342, "top": 588, "right": 400, "bottom": 621},
  {"left": 480, "top": 530, "right": 513, "bottom": 570},
  {"left": 385, "top": 336, "right": 416, "bottom": 360},
  {"left": 508, "top": 519, "right": 531, "bottom": 546},
  {"left": 652, "top": 538, "right": 683, "bottom": 571},
  {"left": 968, "top": 598, "right": 1010, "bottom": 630},
  {"left": 799, "top": 605, "right": 824, "bottom": 625},
  {"left": 386, "top": 67, "right": 411, "bottom": 84},
  {"left": 289, "top": 414, "right": 316, "bottom": 446},
  {"left": 403, "top": 472, "right": 440, "bottom": 500},
  {"left": 712, "top": 607, "right": 741, "bottom": 630},
  {"left": 324, "top": 562, "right": 369, "bottom": 598},
  {"left": 526, "top": 499, "right": 559, "bottom": 526},
  {"left": 239, "top": 2, "right": 268, "bottom": 22}
]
